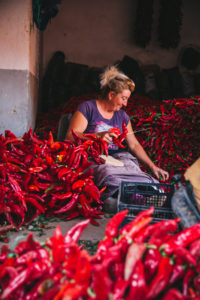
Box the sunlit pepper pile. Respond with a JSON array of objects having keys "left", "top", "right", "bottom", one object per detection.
[
  {"left": 1, "top": 207, "right": 200, "bottom": 299},
  {"left": 36, "top": 94, "right": 200, "bottom": 180}
]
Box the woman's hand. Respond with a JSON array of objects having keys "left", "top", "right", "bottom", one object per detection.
[
  {"left": 150, "top": 165, "right": 169, "bottom": 182},
  {"left": 98, "top": 131, "right": 118, "bottom": 143}
]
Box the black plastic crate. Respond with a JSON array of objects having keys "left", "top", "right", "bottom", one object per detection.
[{"left": 117, "top": 181, "right": 175, "bottom": 225}]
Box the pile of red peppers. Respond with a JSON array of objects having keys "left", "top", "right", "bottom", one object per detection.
[
  {"left": 0, "top": 126, "right": 116, "bottom": 234},
  {"left": 0, "top": 121, "right": 130, "bottom": 235},
  {"left": 1, "top": 207, "right": 200, "bottom": 299},
  {"left": 36, "top": 94, "right": 200, "bottom": 180}
]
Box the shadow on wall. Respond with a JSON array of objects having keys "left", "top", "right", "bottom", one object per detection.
[{"left": 40, "top": 46, "right": 200, "bottom": 113}]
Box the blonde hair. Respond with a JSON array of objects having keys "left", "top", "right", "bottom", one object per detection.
[{"left": 100, "top": 65, "right": 135, "bottom": 98}]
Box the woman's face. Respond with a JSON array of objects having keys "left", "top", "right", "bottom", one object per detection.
[{"left": 109, "top": 89, "right": 131, "bottom": 111}]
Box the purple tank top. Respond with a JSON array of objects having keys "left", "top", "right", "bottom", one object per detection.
[{"left": 77, "top": 100, "right": 130, "bottom": 151}]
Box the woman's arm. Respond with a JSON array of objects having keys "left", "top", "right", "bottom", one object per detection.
[
  {"left": 66, "top": 111, "right": 88, "bottom": 141},
  {"left": 66, "top": 110, "right": 118, "bottom": 142},
  {"left": 126, "top": 121, "right": 169, "bottom": 181}
]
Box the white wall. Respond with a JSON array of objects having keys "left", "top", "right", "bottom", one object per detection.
[
  {"left": 0, "top": 0, "right": 30, "bottom": 70},
  {"left": 43, "top": 0, "right": 200, "bottom": 70},
  {"left": 0, "top": 0, "right": 40, "bottom": 137}
]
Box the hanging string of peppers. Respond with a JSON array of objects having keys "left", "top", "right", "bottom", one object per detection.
[
  {"left": 158, "top": 0, "right": 183, "bottom": 48},
  {"left": 134, "top": 0, "right": 154, "bottom": 47},
  {"left": 1, "top": 207, "right": 200, "bottom": 298}
]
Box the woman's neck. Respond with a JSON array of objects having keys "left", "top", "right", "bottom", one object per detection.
[{"left": 96, "top": 99, "right": 114, "bottom": 119}]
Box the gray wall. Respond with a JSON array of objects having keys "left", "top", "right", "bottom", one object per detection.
[
  {"left": 0, "top": 70, "right": 38, "bottom": 137},
  {"left": 0, "top": 0, "right": 40, "bottom": 137}
]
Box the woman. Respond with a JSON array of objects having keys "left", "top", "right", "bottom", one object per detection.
[{"left": 66, "top": 66, "right": 169, "bottom": 207}]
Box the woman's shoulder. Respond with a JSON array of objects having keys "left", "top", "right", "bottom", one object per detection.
[
  {"left": 78, "top": 99, "right": 96, "bottom": 109},
  {"left": 115, "top": 108, "right": 130, "bottom": 124},
  {"left": 77, "top": 99, "right": 97, "bottom": 120}
]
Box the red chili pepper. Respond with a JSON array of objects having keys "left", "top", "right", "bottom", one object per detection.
[
  {"left": 193, "top": 276, "right": 200, "bottom": 293},
  {"left": 50, "top": 141, "right": 61, "bottom": 151},
  {"left": 33, "top": 178, "right": 52, "bottom": 190},
  {"left": 134, "top": 223, "right": 156, "bottom": 243},
  {"left": 0, "top": 263, "right": 37, "bottom": 299},
  {"left": 146, "top": 256, "right": 173, "bottom": 299},
  {"left": 87, "top": 148, "right": 102, "bottom": 164},
  {"left": 109, "top": 217, "right": 152, "bottom": 262},
  {"left": 24, "top": 278, "right": 54, "bottom": 300},
  {"left": 72, "top": 150, "right": 83, "bottom": 169},
  {"left": 162, "top": 223, "right": 200, "bottom": 255},
  {"left": 119, "top": 206, "right": 154, "bottom": 236},
  {"left": 125, "top": 217, "right": 153, "bottom": 241},
  {"left": 122, "top": 120, "right": 128, "bottom": 134},
  {"left": 54, "top": 194, "right": 77, "bottom": 214},
  {"left": 83, "top": 133, "right": 98, "bottom": 140},
  {"left": 10, "top": 144, "right": 26, "bottom": 157},
  {"left": 99, "top": 186, "right": 106, "bottom": 194},
  {"left": 15, "top": 248, "right": 49, "bottom": 265},
  {"left": 168, "top": 263, "right": 186, "bottom": 286},
  {"left": 29, "top": 128, "right": 44, "bottom": 145},
  {"left": 99, "top": 138, "right": 108, "bottom": 156},
  {"left": 7, "top": 174, "right": 26, "bottom": 209},
  {"left": 14, "top": 233, "right": 40, "bottom": 255},
  {"left": 78, "top": 193, "right": 92, "bottom": 218},
  {"left": 65, "top": 210, "right": 80, "bottom": 220},
  {"left": 26, "top": 197, "right": 45, "bottom": 213},
  {"left": 109, "top": 127, "right": 121, "bottom": 136},
  {"left": 126, "top": 260, "right": 147, "bottom": 300},
  {"left": 92, "top": 263, "right": 113, "bottom": 300},
  {"left": 183, "top": 269, "right": 195, "bottom": 296},
  {"left": 110, "top": 262, "right": 124, "bottom": 281},
  {"left": 71, "top": 129, "right": 85, "bottom": 144},
  {"left": 112, "top": 279, "right": 129, "bottom": 300},
  {"left": 162, "top": 288, "right": 185, "bottom": 300},
  {"left": 144, "top": 246, "right": 161, "bottom": 282},
  {"left": 72, "top": 179, "right": 85, "bottom": 191},
  {"left": 45, "top": 153, "right": 54, "bottom": 165},
  {"left": 172, "top": 247, "right": 196, "bottom": 266},
  {"left": 52, "top": 192, "right": 72, "bottom": 200},
  {"left": 28, "top": 166, "right": 46, "bottom": 173},
  {"left": 67, "top": 148, "right": 76, "bottom": 167},
  {"left": 124, "top": 242, "right": 146, "bottom": 280},
  {"left": 118, "top": 132, "right": 127, "bottom": 143},
  {"left": 112, "top": 137, "right": 125, "bottom": 148},
  {"left": 94, "top": 236, "right": 114, "bottom": 262},
  {"left": 64, "top": 219, "right": 90, "bottom": 243},
  {"left": 3, "top": 138, "right": 23, "bottom": 145},
  {"left": 37, "top": 172, "right": 54, "bottom": 182},
  {"left": 56, "top": 150, "right": 67, "bottom": 163},
  {"left": 105, "top": 210, "right": 128, "bottom": 238},
  {"left": 148, "top": 218, "right": 180, "bottom": 246},
  {"left": 28, "top": 184, "right": 40, "bottom": 192},
  {"left": 83, "top": 183, "right": 101, "bottom": 203},
  {"left": 48, "top": 131, "right": 54, "bottom": 145},
  {"left": 189, "top": 239, "right": 200, "bottom": 261}
]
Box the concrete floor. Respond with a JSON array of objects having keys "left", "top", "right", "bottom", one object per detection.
[{"left": 0, "top": 214, "right": 113, "bottom": 249}]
